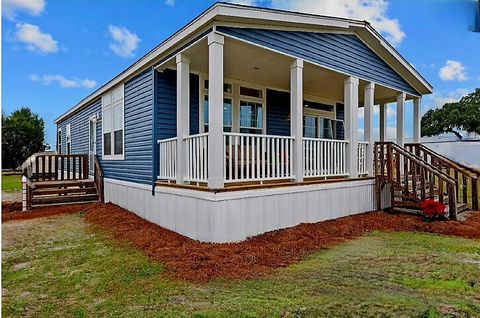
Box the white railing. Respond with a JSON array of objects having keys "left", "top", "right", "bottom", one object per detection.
[
  {"left": 158, "top": 137, "right": 177, "bottom": 181},
  {"left": 358, "top": 142, "right": 368, "bottom": 175},
  {"left": 224, "top": 133, "right": 294, "bottom": 182},
  {"left": 185, "top": 133, "right": 209, "bottom": 183},
  {"left": 303, "top": 138, "right": 348, "bottom": 177}
]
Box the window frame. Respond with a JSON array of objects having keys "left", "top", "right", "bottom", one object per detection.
[
  {"left": 57, "top": 128, "right": 62, "bottom": 154},
  {"left": 303, "top": 106, "right": 343, "bottom": 140},
  {"left": 238, "top": 84, "right": 265, "bottom": 134},
  {"left": 201, "top": 79, "right": 234, "bottom": 133},
  {"left": 102, "top": 84, "right": 125, "bottom": 160},
  {"left": 65, "top": 123, "right": 72, "bottom": 154}
]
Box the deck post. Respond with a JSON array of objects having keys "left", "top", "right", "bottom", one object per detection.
[
  {"left": 290, "top": 59, "right": 304, "bottom": 182},
  {"left": 176, "top": 53, "right": 190, "bottom": 184},
  {"left": 344, "top": 76, "right": 359, "bottom": 178},
  {"left": 379, "top": 103, "right": 387, "bottom": 142},
  {"left": 396, "top": 92, "right": 406, "bottom": 147},
  {"left": 207, "top": 32, "right": 225, "bottom": 189},
  {"left": 364, "top": 82, "right": 375, "bottom": 176},
  {"left": 413, "top": 97, "right": 421, "bottom": 143}
]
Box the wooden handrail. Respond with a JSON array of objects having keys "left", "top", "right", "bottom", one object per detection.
[
  {"left": 375, "top": 142, "right": 458, "bottom": 219},
  {"left": 94, "top": 155, "right": 104, "bottom": 203},
  {"left": 405, "top": 143, "right": 479, "bottom": 211}
]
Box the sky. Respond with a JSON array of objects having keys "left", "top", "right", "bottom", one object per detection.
[{"left": 2, "top": 0, "right": 480, "bottom": 147}]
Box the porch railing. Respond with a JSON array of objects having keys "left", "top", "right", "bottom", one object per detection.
[
  {"left": 158, "top": 137, "right": 177, "bottom": 181},
  {"left": 186, "top": 133, "right": 209, "bottom": 183},
  {"left": 224, "top": 132, "right": 294, "bottom": 182},
  {"left": 358, "top": 142, "right": 368, "bottom": 175},
  {"left": 303, "top": 138, "right": 348, "bottom": 177}
]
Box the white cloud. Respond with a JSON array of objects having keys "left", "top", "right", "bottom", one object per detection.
[
  {"left": 3, "top": 0, "right": 45, "bottom": 20},
  {"left": 108, "top": 25, "right": 140, "bottom": 58},
  {"left": 424, "top": 88, "right": 470, "bottom": 112},
  {"left": 30, "top": 74, "right": 97, "bottom": 89},
  {"left": 165, "top": 0, "right": 175, "bottom": 6},
  {"left": 358, "top": 104, "right": 395, "bottom": 119},
  {"left": 439, "top": 60, "right": 468, "bottom": 81},
  {"left": 16, "top": 22, "right": 58, "bottom": 54},
  {"left": 227, "top": 0, "right": 261, "bottom": 5},
  {"left": 270, "top": 0, "right": 405, "bottom": 46},
  {"left": 358, "top": 126, "right": 397, "bottom": 141}
]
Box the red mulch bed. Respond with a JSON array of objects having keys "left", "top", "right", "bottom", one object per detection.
[
  {"left": 2, "top": 203, "right": 97, "bottom": 222},
  {"left": 4, "top": 202, "right": 480, "bottom": 282}
]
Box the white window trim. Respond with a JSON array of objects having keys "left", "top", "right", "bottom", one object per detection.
[
  {"left": 199, "top": 75, "right": 266, "bottom": 134},
  {"left": 102, "top": 84, "right": 125, "bottom": 160},
  {"left": 66, "top": 123, "right": 72, "bottom": 154}
]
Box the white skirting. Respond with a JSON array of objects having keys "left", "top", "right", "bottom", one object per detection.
[{"left": 104, "top": 178, "right": 391, "bottom": 243}]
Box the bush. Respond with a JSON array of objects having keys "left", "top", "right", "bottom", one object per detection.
[{"left": 420, "top": 199, "right": 446, "bottom": 221}]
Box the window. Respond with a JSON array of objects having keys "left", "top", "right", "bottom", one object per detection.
[
  {"left": 303, "top": 115, "right": 317, "bottom": 138},
  {"left": 66, "top": 124, "right": 71, "bottom": 154},
  {"left": 203, "top": 80, "right": 233, "bottom": 132},
  {"left": 102, "top": 85, "right": 124, "bottom": 159},
  {"left": 240, "top": 101, "right": 263, "bottom": 134},
  {"left": 57, "top": 129, "right": 62, "bottom": 154}
]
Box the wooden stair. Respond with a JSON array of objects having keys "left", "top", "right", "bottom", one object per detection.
[
  {"left": 30, "top": 178, "right": 100, "bottom": 208},
  {"left": 374, "top": 142, "right": 479, "bottom": 220}
]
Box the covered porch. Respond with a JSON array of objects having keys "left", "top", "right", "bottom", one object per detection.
[{"left": 155, "top": 30, "right": 422, "bottom": 190}]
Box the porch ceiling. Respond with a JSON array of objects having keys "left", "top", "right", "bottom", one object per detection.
[{"left": 159, "top": 35, "right": 413, "bottom": 105}]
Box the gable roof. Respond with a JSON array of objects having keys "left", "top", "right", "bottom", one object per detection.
[{"left": 55, "top": 2, "right": 432, "bottom": 123}]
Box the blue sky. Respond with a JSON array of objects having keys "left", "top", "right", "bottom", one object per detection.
[{"left": 3, "top": 0, "right": 480, "bottom": 146}]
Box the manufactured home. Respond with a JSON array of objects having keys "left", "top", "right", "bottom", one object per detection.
[{"left": 45, "top": 3, "right": 439, "bottom": 242}]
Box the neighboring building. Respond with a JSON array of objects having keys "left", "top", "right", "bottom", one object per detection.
[{"left": 55, "top": 2, "right": 432, "bottom": 242}]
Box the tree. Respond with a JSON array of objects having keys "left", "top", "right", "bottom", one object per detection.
[
  {"left": 421, "top": 88, "right": 480, "bottom": 139},
  {"left": 2, "top": 107, "right": 47, "bottom": 169}
]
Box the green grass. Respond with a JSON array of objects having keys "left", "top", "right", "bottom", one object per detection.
[
  {"left": 2, "top": 174, "right": 22, "bottom": 192},
  {"left": 2, "top": 213, "right": 480, "bottom": 317}
]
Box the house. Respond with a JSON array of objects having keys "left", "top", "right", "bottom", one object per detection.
[{"left": 53, "top": 2, "right": 433, "bottom": 242}]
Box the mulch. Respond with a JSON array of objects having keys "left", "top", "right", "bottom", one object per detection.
[{"left": 4, "top": 201, "right": 480, "bottom": 283}]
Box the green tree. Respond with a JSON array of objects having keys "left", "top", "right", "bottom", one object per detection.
[
  {"left": 2, "top": 107, "right": 47, "bottom": 169},
  {"left": 422, "top": 88, "right": 480, "bottom": 139}
]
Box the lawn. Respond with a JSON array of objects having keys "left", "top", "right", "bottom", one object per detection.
[
  {"left": 2, "top": 174, "right": 22, "bottom": 192},
  {"left": 2, "top": 212, "right": 480, "bottom": 318}
]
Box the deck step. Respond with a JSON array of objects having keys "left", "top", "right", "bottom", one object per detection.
[
  {"left": 32, "top": 193, "right": 99, "bottom": 205},
  {"left": 32, "top": 200, "right": 99, "bottom": 209},
  {"left": 33, "top": 187, "right": 97, "bottom": 195},
  {"left": 32, "top": 179, "right": 94, "bottom": 189}
]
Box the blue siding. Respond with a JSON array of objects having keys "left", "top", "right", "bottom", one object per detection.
[
  {"left": 57, "top": 69, "right": 154, "bottom": 185},
  {"left": 266, "top": 89, "right": 290, "bottom": 136},
  {"left": 217, "top": 27, "right": 418, "bottom": 95}
]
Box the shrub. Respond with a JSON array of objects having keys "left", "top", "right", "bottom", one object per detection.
[{"left": 420, "top": 199, "right": 447, "bottom": 221}]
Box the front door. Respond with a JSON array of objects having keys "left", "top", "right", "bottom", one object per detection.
[{"left": 89, "top": 119, "right": 96, "bottom": 175}]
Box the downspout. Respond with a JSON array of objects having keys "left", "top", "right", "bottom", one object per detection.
[{"left": 151, "top": 67, "right": 158, "bottom": 195}]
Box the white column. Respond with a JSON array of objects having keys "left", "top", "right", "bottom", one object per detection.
[
  {"left": 379, "top": 103, "right": 387, "bottom": 142},
  {"left": 364, "top": 82, "right": 374, "bottom": 176},
  {"left": 207, "top": 33, "right": 224, "bottom": 189},
  {"left": 413, "top": 97, "right": 421, "bottom": 143},
  {"left": 344, "top": 76, "right": 359, "bottom": 178},
  {"left": 396, "top": 92, "right": 406, "bottom": 147},
  {"left": 290, "top": 59, "right": 304, "bottom": 182},
  {"left": 176, "top": 53, "right": 190, "bottom": 184}
]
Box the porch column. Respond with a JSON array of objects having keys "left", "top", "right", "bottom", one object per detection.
[
  {"left": 207, "top": 33, "right": 225, "bottom": 189},
  {"left": 290, "top": 59, "right": 304, "bottom": 182},
  {"left": 364, "top": 82, "right": 374, "bottom": 176},
  {"left": 344, "top": 76, "right": 359, "bottom": 178},
  {"left": 176, "top": 53, "right": 190, "bottom": 184},
  {"left": 379, "top": 103, "right": 387, "bottom": 141},
  {"left": 396, "top": 92, "right": 406, "bottom": 147},
  {"left": 413, "top": 97, "right": 421, "bottom": 143}
]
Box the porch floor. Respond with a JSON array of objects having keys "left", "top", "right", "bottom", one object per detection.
[{"left": 156, "top": 175, "right": 373, "bottom": 193}]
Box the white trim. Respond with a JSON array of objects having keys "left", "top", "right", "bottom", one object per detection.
[
  {"left": 65, "top": 123, "right": 71, "bottom": 154},
  {"left": 55, "top": 3, "right": 430, "bottom": 124},
  {"left": 88, "top": 117, "right": 97, "bottom": 175},
  {"left": 101, "top": 84, "right": 125, "bottom": 160},
  {"left": 57, "top": 128, "right": 62, "bottom": 154}
]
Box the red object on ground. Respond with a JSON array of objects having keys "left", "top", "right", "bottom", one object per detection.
[
  {"left": 4, "top": 202, "right": 480, "bottom": 282},
  {"left": 420, "top": 199, "right": 446, "bottom": 218}
]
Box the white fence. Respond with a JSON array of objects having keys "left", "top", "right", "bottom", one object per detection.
[
  {"left": 185, "top": 133, "right": 209, "bottom": 183},
  {"left": 158, "top": 137, "right": 177, "bottom": 180},
  {"left": 303, "top": 138, "right": 348, "bottom": 177},
  {"left": 224, "top": 133, "right": 294, "bottom": 182},
  {"left": 358, "top": 142, "right": 368, "bottom": 175}
]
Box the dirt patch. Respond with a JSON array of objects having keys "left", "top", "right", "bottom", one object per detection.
[
  {"left": 2, "top": 203, "right": 97, "bottom": 222},
  {"left": 81, "top": 203, "right": 480, "bottom": 283}
]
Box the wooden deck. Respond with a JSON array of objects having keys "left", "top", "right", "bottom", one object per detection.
[{"left": 156, "top": 175, "right": 374, "bottom": 193}]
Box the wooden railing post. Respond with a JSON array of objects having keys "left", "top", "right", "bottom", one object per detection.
[{"left": 472, "top": 178, "right": 478, "bottom": 211}]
